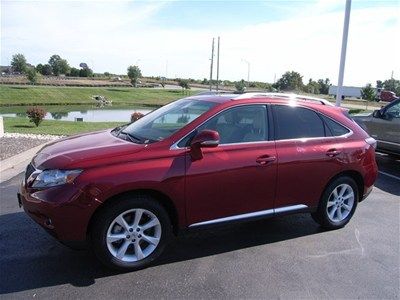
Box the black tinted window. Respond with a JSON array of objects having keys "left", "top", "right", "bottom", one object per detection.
[
  {"left": 198, "top": 105, "right": 268, "bottom": 144},
  {"left": 386, "top": 101, "right": 400, "bottom": 118},
  {"left": 321, "top": 115, "right": 350, "bottom": 136},
  {"left": 273, "top": 105, "right": 325, "bottom": 140}
]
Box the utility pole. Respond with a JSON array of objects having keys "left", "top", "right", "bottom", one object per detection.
[
  {"left": 335, "top": 0, "right": 352, "bottom": 107},
  {"left": 209, "top": 38, "right": 215, "bottom": 91},
  {"left": 242, "top": 59, "right": 250, "bottom": 87},
  {"left": 216, "top": 37, "right": 220, "bottom": 91}
]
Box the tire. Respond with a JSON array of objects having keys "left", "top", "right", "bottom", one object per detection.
[
  {"left": 91, "top": 194, "right": 172, "bottom": 271},
  {"left": 311, "top": 176, "right": 358, "bottom": 229}
]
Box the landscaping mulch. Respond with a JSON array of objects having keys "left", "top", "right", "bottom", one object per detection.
[{"left": 0, "top": 133, "right": 59, "bottom": 161}]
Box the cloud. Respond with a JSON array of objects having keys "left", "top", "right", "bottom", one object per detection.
[{"left": 1, "top": 0, "right": 399, "bottom": 86}]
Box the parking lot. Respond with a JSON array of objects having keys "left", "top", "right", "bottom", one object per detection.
[{"left": 0, "top": 154, "right": 399, "bottom": 299}]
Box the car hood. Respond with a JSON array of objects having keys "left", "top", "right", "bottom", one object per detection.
[{"left": 33, "top": 130, "right": 145, "bottom": 170}]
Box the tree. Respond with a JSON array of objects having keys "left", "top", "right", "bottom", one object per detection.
[
  {"left": 11, "top": 53, "right": 28, "bottom": 73},
  {"left": 79, "top": 67, "right": 93, "bottom": 77},
  {"left": 317, "top": 78, "right": 331, "bottom": 94},
  {"left": 264, "top": 83, "right": 274, "bottom": 92},
  {"left": 41, "top": 64, "right": 52, "bottom": 75},
  {"left": 26, "top": 68, "right": 38, "bottom": 84},
  {"left": 273, "top": 71, "right": 304, "bottom": 91},
  {"left": 376, "top": 80, "right": 383, "bottom": 89},
  {"left": 235, "top": 79, "right": 246, "bottom": 93},
  {"left": 306, "top": 79, "right": 320, "bottom": 94},
  {"left": 127, "top": 65, "right": 142, "bottom": 87},
  {"left": 383, "top": 78, "right": 400, "bottom": 96},
  {"left": 69, "top": 67, "right": 80, "bottom": 77},
  {"left": 36, "top": 64, "right": 44, "bottom": 74},
  {"left": 178, "top": 79, "right": 190, "bottom": 93},
  {"left": 360, "top": 83, "right": 376, "bottom": 101},
  {"left": 48, "top": 54, "right": 70, "bottom": 75}
]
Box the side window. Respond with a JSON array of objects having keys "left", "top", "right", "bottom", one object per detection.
[
  {"left": 385, "top": 101, "right": 400, "bottom": 118},
  {"left": 197, "top": 105, "right": 268, "bottom": 144},
  {"left": 273, "top": 105, "right": 325, "bottom": 140},
  {"left": 321, "top": 115, "right": 350, "bottom": 136}
]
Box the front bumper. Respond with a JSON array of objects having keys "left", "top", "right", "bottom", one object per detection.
[{"left": 18, "top": 179, "right": 101, "bottom": 244}]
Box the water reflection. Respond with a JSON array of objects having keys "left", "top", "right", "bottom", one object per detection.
[{"left": 0, "top": 107, "right": 152, "bottom": 122}]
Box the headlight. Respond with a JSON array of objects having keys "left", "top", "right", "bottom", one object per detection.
[{"left": 32, "top": 169, "right": 82, "bottom": 188}]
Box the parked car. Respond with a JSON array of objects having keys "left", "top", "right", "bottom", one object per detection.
[
  {"left": 352, "top": 99, "right": 400, "bottom": 157},
  {"left": 18, "top": 93, "right": 378, "bottom": 271},
  {"left": 376, "top": 89, "right": 398, "bottom": 102}
]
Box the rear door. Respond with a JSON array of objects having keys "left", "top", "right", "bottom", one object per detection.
[{"left": 271, "top": 104, "right": 343, "bottom": 210}]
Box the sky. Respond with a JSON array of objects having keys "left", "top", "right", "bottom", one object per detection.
[{"left": 1, "top": 0, "right": 399, "bottom": 86}]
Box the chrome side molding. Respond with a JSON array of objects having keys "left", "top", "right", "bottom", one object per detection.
[{"left": 189, "top": 204, "right": 308, "bottom": 227}]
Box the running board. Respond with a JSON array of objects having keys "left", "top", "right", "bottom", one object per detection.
[{"left": 189, "top": 204, "right": 308, "bottom": 227}]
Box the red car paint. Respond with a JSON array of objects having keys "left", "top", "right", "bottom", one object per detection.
[{"left": 19, "top": 95, "right": 378, "bottom": 245}]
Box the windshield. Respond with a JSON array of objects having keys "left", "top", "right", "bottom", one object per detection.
[{"left": 117, "top": 99, "right": 217, "bottom": 143}]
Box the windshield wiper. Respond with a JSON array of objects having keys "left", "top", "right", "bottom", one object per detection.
[
  {"left": 120, "top": 131, "right": 143, "bottom": 144},
  {"left": 112, "top": 124, "right": 129, "bottom": 135}
]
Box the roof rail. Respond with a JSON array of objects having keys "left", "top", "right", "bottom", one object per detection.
[
  {"left": 233, "top": 92, "right": 334, "bottom": 106},
  {"left": 195, "top": 90, "right": 234, "bottom": 96}
]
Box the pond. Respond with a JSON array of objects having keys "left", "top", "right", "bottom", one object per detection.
[{"left": 0, "top": 105, "right": 153, "bottom": 122}]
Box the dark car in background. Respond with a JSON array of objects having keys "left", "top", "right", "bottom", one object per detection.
[{"left": 352, "top": 99, "right": 400, "bottom": 157}]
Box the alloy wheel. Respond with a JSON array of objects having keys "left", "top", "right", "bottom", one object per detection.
[
  {"left": 326, "top": 183, "right": 355, "bottom": 223},
  {"left": 106, "top": 208, "right": 161, "bottom": 262}
]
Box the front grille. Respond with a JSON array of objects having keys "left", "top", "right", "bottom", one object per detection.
[{"left": 25, "top": 163, "right": 36, "bottom": 183}]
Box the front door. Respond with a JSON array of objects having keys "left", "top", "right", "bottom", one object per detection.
[
  {"left": 185, "top": 105, "right": 277, "bottom": 226},
  {"left": 367, "top": 100, "right": 400, "bottom": 153}
]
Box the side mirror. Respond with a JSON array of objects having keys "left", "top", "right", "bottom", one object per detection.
[
  {"left": 190, "top": 130, "right": 220, "bottom": 160},
  {"left": 372, "top": 110, "right": 382, "bottom": 118}
]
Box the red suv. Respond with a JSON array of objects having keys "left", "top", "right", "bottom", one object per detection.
[{"left": 18, "top": 93, "right": 378, "bottom": 271}]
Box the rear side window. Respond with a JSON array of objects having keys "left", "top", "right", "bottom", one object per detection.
[
  {"left": 321, "top": 115, "right": 350, "bottom": 136},
  {"left": 273, "top": 105, "right": 325, "bottom": 140}
]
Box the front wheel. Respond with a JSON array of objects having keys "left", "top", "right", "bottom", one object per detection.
[
  {"left": 311, "top": 176, "right": 358, "bottom": 229},
  {"left": 91, "top": 195, "right": 172, "bottom": 271}
]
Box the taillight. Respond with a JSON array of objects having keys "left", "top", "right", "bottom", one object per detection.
[{"left": 365, "top": 137, "right": 377, "bottom": 149}]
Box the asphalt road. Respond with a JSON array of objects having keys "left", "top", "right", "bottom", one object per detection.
[{"left": 0, "top": 155, "right": 399, "bottom": 299}]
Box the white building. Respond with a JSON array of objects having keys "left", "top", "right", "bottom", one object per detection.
[{"left": 328, "top": 85, "right": 362, "bottom": 99}]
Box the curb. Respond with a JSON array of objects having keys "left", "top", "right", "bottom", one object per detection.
[{"left": 0, "top": 141, "right": 53, "bottom": 183}]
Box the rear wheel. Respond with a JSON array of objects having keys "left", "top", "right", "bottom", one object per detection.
[
  {"left": 311, "top": 176, "right": 358, "bottom": 229},
  {"left": 91, "top": 195, "right": 172, "bottom": 271}
]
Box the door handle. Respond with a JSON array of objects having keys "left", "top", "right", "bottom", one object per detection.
[
  {"left": 256, "top": 155, "right": 276, "bottom": 165},
  {"left": 326, "top": 148, "right": 342, "bottom": 157}
]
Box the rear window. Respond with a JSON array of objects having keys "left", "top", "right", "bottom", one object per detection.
[
  {"left": 321, "top": 115, "right": 350, "bottom": 136},
  {"left": 273, "top": 105, "right": 325, "bottom": 140}
]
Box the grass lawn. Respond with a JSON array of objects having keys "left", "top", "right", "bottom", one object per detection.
[
  {"left": 348, "top": 108, "right": 372, "bottom": 114},
  {"left": 4, "top": 117, "right": 125, "bottom": 136},
  {"left": 0, "top": 85, "right": 194, "bottom": 106}
]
